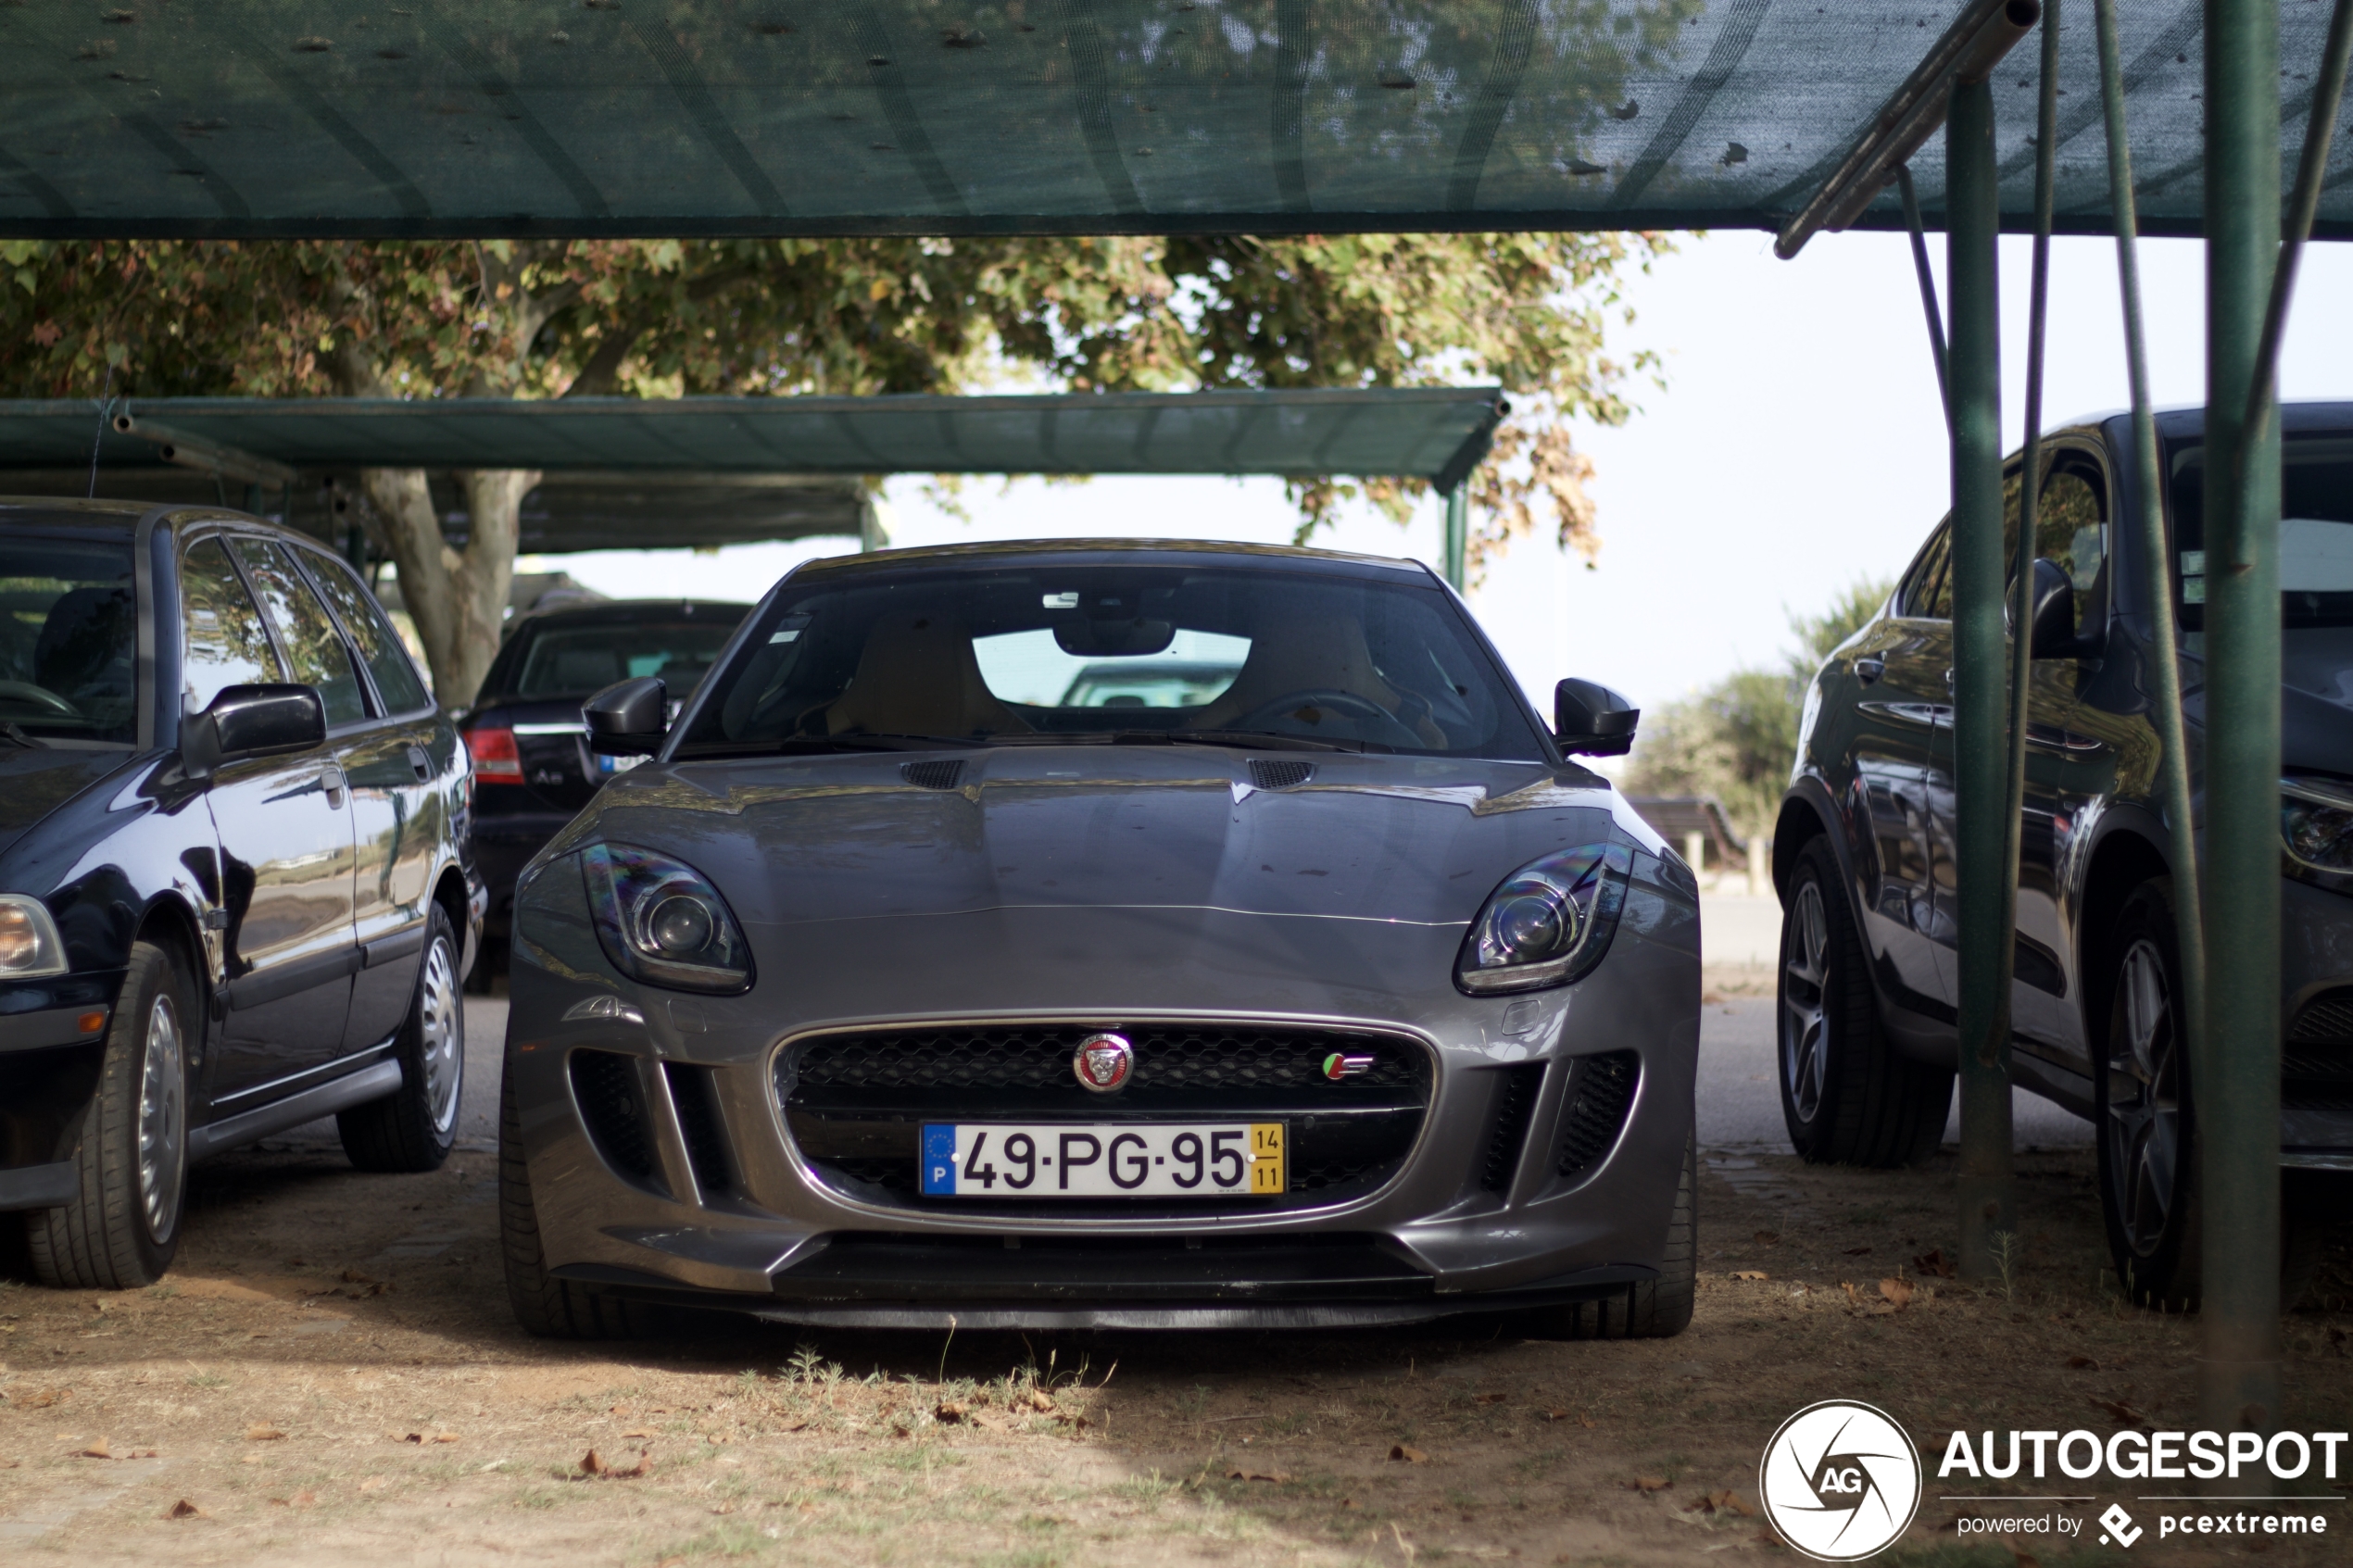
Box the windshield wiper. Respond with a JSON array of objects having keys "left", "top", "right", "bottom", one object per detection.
[{"left": 0, "top": 723, "right": 49, "bottom": 750}]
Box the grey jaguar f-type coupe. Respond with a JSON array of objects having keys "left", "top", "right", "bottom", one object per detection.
[{"left": 498, "top": 540, "right": 1700, "bottom": 1336}]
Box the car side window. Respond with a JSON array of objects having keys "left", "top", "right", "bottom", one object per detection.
[
  {"left": 1901, "top": 526, "right": 1953, "bottom": 620},
  {"left": 229, "top": 538, "right": 369, "bottom": 726},
  {"left": 180, "top": 536, "right": 284, "bottom": 713},
  {"left": 2001, "top": 454, "right": 2110, "bottom": 635},
  {"left": 303, "top": 550, "right": 434, "bottom": 715}
]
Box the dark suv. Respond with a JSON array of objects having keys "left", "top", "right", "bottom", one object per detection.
[
  {"left": 459, "top": 600, "right": 748, "bottom": 984},
  {"left": 1774, "top": 401, "right": 2352, "bottom": 1305},
  {"left": 0, "top": 501, "right": 481, "bottom": 1287}
]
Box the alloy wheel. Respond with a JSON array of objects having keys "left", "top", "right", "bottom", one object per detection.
[
  {"left": 2105, "top": 936, "right": 2180, "bottom": 1256},
  {"left": 419, "top": 936, "right": 463, "bottom": 1136},
  {"left": 1781, "top": 879, "right": 1831, "bottom": 1123},
  {"left": 137, "top": 993, "right": 185, "bottom": 1243}
]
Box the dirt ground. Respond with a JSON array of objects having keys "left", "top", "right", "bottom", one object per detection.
[{"left": 3, "top": 977, "right": 2348, "bottom": 1567}]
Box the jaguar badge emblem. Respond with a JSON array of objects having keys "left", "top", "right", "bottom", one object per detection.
[{"left": 1073, "top": 1032, "right": 1134, "bottom": 1094}]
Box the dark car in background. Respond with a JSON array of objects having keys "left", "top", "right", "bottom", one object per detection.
[
  {"left": 1774, "top": 400, "right": 2353, "bottom": 1307},
  {"left": 459, "top": 600, "right": 749, "bottom": 986},
  {"left": 0, "top": 500, "right": 480, "bottom": 1288}
]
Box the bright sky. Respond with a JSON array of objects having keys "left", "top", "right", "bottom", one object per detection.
[{"left": 531, "top": 229, "right": 2353, "bottom": 719}]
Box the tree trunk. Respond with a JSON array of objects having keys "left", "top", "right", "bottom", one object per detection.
[{"left": 361, "top": 467, "right": 539, "bottom": 710}]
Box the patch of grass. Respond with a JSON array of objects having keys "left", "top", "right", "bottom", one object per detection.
[
  {"left": 648, "top": 1522, "right": 774, "bottom": 1560},
  {"left": 184, "top": 1371, "right": 230, "bottom": 1388}
]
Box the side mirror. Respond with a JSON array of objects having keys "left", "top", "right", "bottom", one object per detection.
[
  {"left": 585, "top": 676, "right": 667, "bottom": 756},
  {"left": 2013, "top": 558, "right": 2080, "bottom": 659},
  {"left": 184, "top": 684, "right": 327, "bottom": 773},
  {"left": 1554, "top": 677, "right": 1640, "bottom": 758}
]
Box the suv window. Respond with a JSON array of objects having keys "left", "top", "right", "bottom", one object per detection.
[
  {"left": 1901, "top": 526, "right": 1953, "bottom": 620},
  {"left": 2169, "top": 433, "right": 2353, "bottom": 629},
  {"left": 230, "top": 538, "right": 368, "bottom": 726},
  {"left": 304, "top": 549, "right": 434, "bottom": 714},
  {"left": 2005, "top": 453, "right": 2109, "bottom": 635},
  {"left": 181, "top": 537, "right": 284, "bottom": 713}
]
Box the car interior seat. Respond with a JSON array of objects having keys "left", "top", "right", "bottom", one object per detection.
[
  {"left": 33, "top": 586, "right": 135, "bottom": 715},
  {"left": 823, "top": 613, "right": 1032, "bottom": 738}
]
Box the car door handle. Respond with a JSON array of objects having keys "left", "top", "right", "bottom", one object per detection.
[
  {"left": 1853, "top": 657, "right": 1885, "bottom": 686},
  {"left": 407, "top": 745, "right": 433, "bottom": 783},
  {"left": 321, "top": 763, "right": 347, "bottom": 809}
]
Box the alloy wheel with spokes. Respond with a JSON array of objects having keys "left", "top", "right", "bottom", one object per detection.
[
  {"left": 137, "top": 992, "right": 186, "bottom": 1244},
  {"left": 1780, "top": 881, "right": 1831, "bottom": 1125},
  {"left": 2104, "top": 937, "right": 2181, "bottom": 1257},
  {"left": 418, "top": 935, "right": 462, "bottom": 1136}
]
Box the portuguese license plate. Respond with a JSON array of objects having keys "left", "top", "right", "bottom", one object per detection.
[{"left": 920, "top": 1123, "right": 1285, "bottom": 1198}]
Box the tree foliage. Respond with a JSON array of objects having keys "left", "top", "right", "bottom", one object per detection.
[
  {"left": 1623, "top": 578, "right": 1893, "bottom": 838},
  {"left": 2, "top": 233, "right": 1663, "bottom": 701}
]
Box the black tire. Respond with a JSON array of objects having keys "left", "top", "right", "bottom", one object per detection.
[
  {"left": 337, "top": 904, "right": 462, "bottom": 1173},
  {"left": 1777, "top": 836, "right": 1953, "bottom": 1166},
  {"left": 499, "top": 1065, "right": 650, "bottom": 1338},
  {"left": 1523, "top": 1135, "right": 1696, "bottom": 1340},
  {"left": 28, "top": 940, "right": 193, "bottom": 1289},
  {"left": 2096, "top": 882, "right": 2203, "bottom": 1309}
]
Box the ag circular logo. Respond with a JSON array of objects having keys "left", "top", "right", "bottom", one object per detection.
[
  {"left": 1757, "top": 1400, "right": 1922, "bottom": 1562},
  {"left": 1072, "top": 1032, "right": 1134, "bottom": 1094}
]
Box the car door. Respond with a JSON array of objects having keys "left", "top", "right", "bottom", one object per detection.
[
  {"left": 181, "top": 533, "right": 359, "bottom": 1104},
  {"left": 298, "top": 546, "right": 448, "bottom": 1054},
  {"left": 1847, "top": 525, "right": 1956, "bottom": 1012}
]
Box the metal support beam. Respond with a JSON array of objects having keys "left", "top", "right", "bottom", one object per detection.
[
  {"left": 1947, "top": 76, "right": 2017, "bottom": 1280},
  {"left": 2199, "top": 0, "right": 2283, "bottom": 1442},
  {"left": 1994, "top": 9, "right": 2063, "bottom": 1272},
  {"left": 1895, "top": 166, "right": 1951, "bottom": 432},
  {"left": 110, "top": 412, "right": 298, "bottom": 489},
  {"left": 1442, "top": 483, "right": 1468, "bottom": 592},
  {"left": 2093, "top": 0, "right": 2210, "bottom": 1322}
]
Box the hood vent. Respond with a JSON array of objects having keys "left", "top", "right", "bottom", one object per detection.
[
  {"left": 900, "top": 759, "right": 966, "bottom": 791},
  {"left": 1247, "top": 759, "right": 1315, "bottom": 792}
]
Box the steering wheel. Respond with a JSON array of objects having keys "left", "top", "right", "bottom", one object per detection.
[
  {"left": 0, "top": 680, "right": 80, "bottom": 718},
  {"left": 1231, "top": 688, "right": 1423, "bottom": 748}
]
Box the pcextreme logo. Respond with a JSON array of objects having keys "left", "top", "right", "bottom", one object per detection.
[{"left": 1758, "top": 1400, "right": 1925, "bottom": 1562}]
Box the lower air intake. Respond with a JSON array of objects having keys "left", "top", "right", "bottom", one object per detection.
[
  {"left": 570, "top": 1049, "right": 657, "bottom": 1183},
  {"left": 1479, "top": 1062, "right": 1546, "bottom": 1192},
  {"left": 1556, "top": 1052, "right": 1641, "bottom": 1177}
]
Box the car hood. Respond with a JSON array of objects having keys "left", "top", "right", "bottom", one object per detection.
[
  {"left": 2284, "top": 626, "right": 2353, "bottom": 779},
  {"left": 546, "top": 746, "right": 1651, "bottom": 931},
  {"left": 0, "top": 746, "right": 132, "bottom": 864}
]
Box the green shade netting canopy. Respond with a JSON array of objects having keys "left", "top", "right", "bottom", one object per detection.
[{"left": 4, "top": 2, "right": 2341, "bottom": 240}]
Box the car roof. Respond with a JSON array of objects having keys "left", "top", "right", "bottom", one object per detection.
[
  {"left": 0, "top": 498, "right": 343, "bottom": 550},
  {"left": 504, "top": 598, "right": 751, "bottom": 631},
  {"left": 792, "top": 536, "right": 1432, "bottom": 582}
]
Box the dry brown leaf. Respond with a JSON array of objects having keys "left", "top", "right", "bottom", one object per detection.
[
  {"left": 1753, "top": 1231, "right": 1780, "bottom": 1246},
  {"left": 579, "top": 1449, "right": 607, "bottom": 1475},
  {"left": 1838, "top": 1281, "right": 1862, "bottom": 1305},
  {"left": 657, "top": 1557, "right": 687, "bottom": 1568},
  {"left": 77, "top": 1437, "right": 112, "bottom": 1460},
  {"left": 2089, "top": 1397, "right": 2148, "bottom": 1427},
  {"left": 1913, "top": 1248, "right": 1957, "bottom": 1278},
  {"left": 1473, "top": 1392, "right": 1507, "bottom": 1405},
  {"left": 245, "top": 1424, "right": 284, "bottom": 1442},
  {"left": 1226, "top": 1466, "right": 1292, "bottom": 1483},
  {"left": 621, "top": 1427, "right": 657, "bottom": 1438},
  {"left": 2065, "top": 1355, "right": 2099, "bottom": 1370},
  {"left": 164, "top": 1499, "right": 208, "bottom": 1520},
  {"left": 20, "top": 1387, "right": 69, "bottom": 1409},
  {"left": 1622, "top": 1475, "right": 1672, "bottom": 1492},
  {"left": 1730, "top": 1271, "right": 1768, "bottom": 1283},
  {"left": 1389, "top": 1444, "right": 1428, "bottom": 1463},
  {"left": 431, "top": 1432, "right": 458, "bottom": 1444},
  {"left": 357, "top": 1476, "right": 386, "bottom": 1492},
  {"left": 1879, "top": 1277, "right": 1915, "bottom": 1310},
  {"left": 1684, "top": 1489, "right": 1755, "bottom": 1516},
  {"left": 1021, "top": 1388, "right": 1056, "bottom": 1413},
  {"left": 1843, "top": 1246, "right": 1872, "bottom": 1256},
  {"left": 934, "top": 1401, "right": 969, "bottom": 1423}
]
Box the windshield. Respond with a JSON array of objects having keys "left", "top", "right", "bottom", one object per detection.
[
  {"left": 679, "top": 559, "right": 1543, "bottom": 760},
  {"left": 499, "top": 615, "right": 744, "bottom": 700},
  {"left": 0, "top": 533, "right": 139, "bottom": 746},
  {"left": 2170, "top": 435, "right": 2353, "bottom": 629}
]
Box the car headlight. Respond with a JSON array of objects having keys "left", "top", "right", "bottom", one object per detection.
[
  {"left": 580, "top": 843, "right": 753, "bottom": 994},
  {"left": 0, "top": 894, "right": 68, "bottom": 979},
  {"left": 2283, "top": 777, "right": 2353, "bottom": 874},
  {"left": 1456, "top": 840, "right": 1634, "bottom": 995}
]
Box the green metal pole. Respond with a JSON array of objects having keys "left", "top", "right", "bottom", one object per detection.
[
  {"left": 1996, "top": 8, "right": 2062, "bottom": 1210},
  {"left": 1442, "top": 483, "right": 1468, "bottom": 592},
  {"left": 2199, "top": 0, "right": 2282, "bottom": 1440},
  {"left": 2093, "top": 0, "right": 2208, "bottom": 1300},
  {"left": 1947, "top": 75, "right": 2016, "bottom": 1280}
]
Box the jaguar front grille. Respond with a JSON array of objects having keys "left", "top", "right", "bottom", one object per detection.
[{"left": 778, "top": 1022, "right": 1432, "bottom": 1215}]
